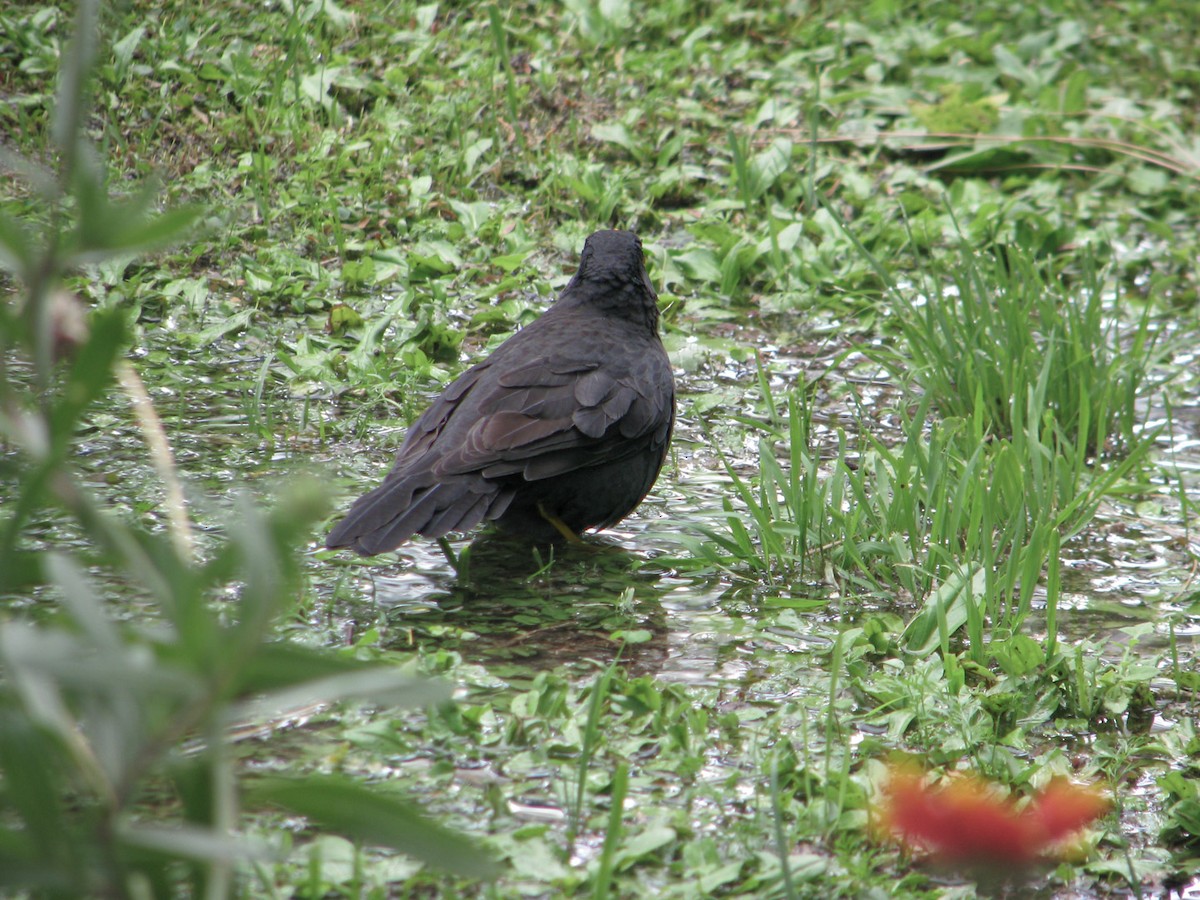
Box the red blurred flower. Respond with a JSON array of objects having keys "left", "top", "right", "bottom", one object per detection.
[{"left": 876, "top": 764, "right": 1109, "bottom": 866}]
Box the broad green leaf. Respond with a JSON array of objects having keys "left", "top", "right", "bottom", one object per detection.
[
  {"left": 44, "top": 553, "right": 121, "bottom": 651},
  {"left": 1061, "top": 68, "right": 1088, "bottom": 115},
  {"left": 327, "top": 303, "right": 364, "bottom": 333},
  {"left": 341, "top": 256, "right": 376, "bottom": 286},
  {"left": 95, "top": 202, "right": 206, "bottom": 257},
  {"left": 194, "top": 308, "right": 253, "bottom": 347},
  {"left": 0, "top": 711, "right": 72, "bottom": 870},
  {"left": 232, "top": 668, "right": 451, "bottom": 723},
  {"left": 229, "top": 641, "right": 388, "bottom": 694},
  {"left": 48, "top": 305, "right": 125, "bottom": 451},
  {"left": 196, "top": 61, "right": 225, "bottom": 81},
  {"left": 616, "top": 824, "right": 675, "bottom": 867},
  {"left": 592, "top": 122, "right": 640, "bottom": 159},
  {"left": 0, "top": 210, "right": 35, "bottom": 278},
  {"left": 448, "top": 200, "right": 495, "bottom": 235},
  {"left": 0, "top": 550, "right": 43, "bottom": 593},
  {"left": 118, "top": 822, "right": 270, "bottom": 863},
  {"left": 110, "top": 25, "right": 145, "bottom": 78},
  {"left": 505, "top": 836, "right": 570, "bottom": 881},
  {"left": 671, "top": 248, "right": 721, "bottom": 283},
  {"left": 492, "top": 248, "right": 532, "bottom": 273},
  {"left": 250, "top": 776, "right": 501, "bottom": 879},
  {"left": 71, "top": 201, "right": 205, "bottom": 261},
  {"left": 901, "top": 564, "right": 983, "bottom": 656},
  {"left": 749, "top": 138, "right": 792, "bottom": 197},
  {"left": 313, "top": 0, "right": 355, "bottom": 29},
  {"left": 300, "top": 66, "right": 341, "bottom": 104}
]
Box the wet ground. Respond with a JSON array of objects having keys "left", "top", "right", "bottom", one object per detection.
[
  {"left": 312, "top": 331, "right": 1200, "bottom": 896},
  {"left": 309, "top": 332, "right": 1200, "bottom": 675},
  {"left": 25, "top": 319, "right": 1195, "bottom": 698},
  {"left": 8, "top": 318, "right": 1199, "bottom": 896}
]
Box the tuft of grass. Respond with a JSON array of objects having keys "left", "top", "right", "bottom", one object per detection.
[
  {"left": 883, "top": 234, "right": 1160, "bottom": 457},
  {"left": 690, "top": 305, "right": 1158, "bottom": 654},
  {"left": 683, "top": 386, "right": 823, "bottom": 586}
]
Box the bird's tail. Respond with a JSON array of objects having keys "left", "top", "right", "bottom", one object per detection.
[{"left": 326, "top": 473, "right": 510, "bottom": 556}]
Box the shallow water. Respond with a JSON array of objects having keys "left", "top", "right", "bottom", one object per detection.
[
  {"left": 22, "top": 325, "right": 1195, "bottom": 683},
  {"left": 7, "top": 318, "right": 1199, "bottom": 896},
  {"left": 306, "top": 334, "right": 1200, "bottom": 688}
]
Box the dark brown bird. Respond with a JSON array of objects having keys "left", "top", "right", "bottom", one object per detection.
[{"left": 326, "top": 230, "right": 675, "bottom": 555}]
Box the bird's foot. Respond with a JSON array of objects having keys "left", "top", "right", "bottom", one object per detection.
[
  {"left": 436, "top": 536, "right": 470, "bottom": 579},
  {"left": 537, "top": 502, "right": 584, "bottom": 544}
]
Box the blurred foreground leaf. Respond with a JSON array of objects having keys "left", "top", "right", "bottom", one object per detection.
[{"left": 252, "top": 776, "right": 501, "bottom": 879}]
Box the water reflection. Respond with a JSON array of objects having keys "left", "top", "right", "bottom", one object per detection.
[{"left": 353, "top": 531, "right": 673, "bottom": 678}]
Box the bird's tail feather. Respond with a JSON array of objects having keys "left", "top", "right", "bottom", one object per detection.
[{"left": 327, "top": 474, "right": 509, "bottom": 556}]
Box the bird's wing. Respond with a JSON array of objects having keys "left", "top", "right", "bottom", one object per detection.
[
  {"left": 430, "top": 351, "right": 673, "bottom": 482},
  {"left": 390, "top": 361, "right": 494, "bottom": 465}
]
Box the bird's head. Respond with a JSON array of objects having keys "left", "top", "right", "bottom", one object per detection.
[{"left": 564, "top": 230, "right": 659, "bottom": 331}]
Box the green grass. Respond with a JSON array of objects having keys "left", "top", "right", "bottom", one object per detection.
[
  {"left": 2, "top": 0, "right": 1199, "bottom": 897},
  {"left": 875, "top": 233, "right": 1160, "bottom": 455}
]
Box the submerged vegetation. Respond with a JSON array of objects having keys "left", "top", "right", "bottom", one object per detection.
[{"left": 2, "top": 0, "right": 1198, "bottom": 897}]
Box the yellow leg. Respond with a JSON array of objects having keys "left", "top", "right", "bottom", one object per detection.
[{"left": 538, "top": 502, "right": 584, "bottom": 543}]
